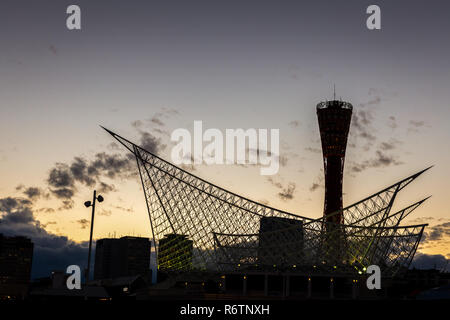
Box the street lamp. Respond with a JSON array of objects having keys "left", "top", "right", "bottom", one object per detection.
[{"left": 84, "top": 190, "right": 104, "bottom": 284}]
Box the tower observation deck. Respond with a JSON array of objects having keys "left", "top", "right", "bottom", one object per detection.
[{"left": 317, "top": 99, "right": 353, "bottom": 224}]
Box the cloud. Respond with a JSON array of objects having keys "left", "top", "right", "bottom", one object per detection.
[
  {"left": 408, "top": 120, "right": 431, "bottom": 134},
  {"left": 22, "top": 187, "right": 49, "bottom": 200},
  {"left": 139, "top": 131, "right": 166, "bottom": 154},
  {"left": 350, "top": 109, "right": 377, "bottom": 151},
  {"left": 411, "top": 253, "right": 450, "bottom": 272},
  {"left": 70, "top": 157, "right": 96, "bottom": 186},
  {"left": 58, "top": 199, "right": 74, "bottom": 211},
  {"left": 266, "top": 177, "right": 283, "bottom": 189},
  {"left": 278, "top": 183, "right": 296, "bottom": 201},
  {"left": 0, "top": 196, "right": 90, "bottom": 279},
  {"left": 379, "top": 138, "right": 402, "bottom": 151},
  {"left": 423, "top": 222, "right": 450, "bottom": 242},
  {"left": 0, "top": 197, "right": 33, "bottom": 224},
  {"left": 76, "top": 219, "right": 89, "bottom": 229},
  {"left": 44, "top": 128, "right": 165, "bottom": 208},
  {"left": 47, "top": 163, "right": 76, "bottom": 199},
  {"left": 150, "top": 115, "right": 164, "bottom": 126},
  {"left": 265, "top": 177, "right": 296, "bottom": 201},
  {"left": 351, "top": 150, "right": 403, "bottom": 173}
]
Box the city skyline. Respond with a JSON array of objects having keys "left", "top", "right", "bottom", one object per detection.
[{"left": 0, "top": 0, "right": 449, "bottom": 278}]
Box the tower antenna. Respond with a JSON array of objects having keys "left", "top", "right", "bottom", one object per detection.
[{"left": 333, "top": 84, "right": 336, "bottom": 100}]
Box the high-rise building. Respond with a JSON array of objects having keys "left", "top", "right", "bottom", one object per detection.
[
  {"left": 316, "top": 99, "right": 353, "bottom": 223},
  {"left": 94, "top": 236, "right": 151, "bottom": 280},
  {"left": 158, "top": 234, "right": 193, "bottom": 271},
  {"left": 0, "top": 234, "right": 34, "bottom": 298}
]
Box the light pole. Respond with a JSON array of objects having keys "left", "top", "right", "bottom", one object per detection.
[{"left": 84, "top": 190, "right": 104, "bottom": 284}]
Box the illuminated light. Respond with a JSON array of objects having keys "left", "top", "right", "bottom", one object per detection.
[
  {"left": 363, "top": 267, "right": 367, "bottom": 271},
  {"left": 293, "top": 265, "right": 297, "bottom": 268},
  {"left": 202, "top": 282, "right": 205, "bottom": 286},
  {"left": 308, "top": 278, "right": 311, "bottom": 281},
  {"left": 358, "top": 271, "right": 362, "bottom": 275},
  {"left": 243, "top": 276, "right": 247, "bottom": 280},
  {"left": 313, "top": 265, "right": 317, "bottom": 268},
  {"left": 237, "top": 264, "right": 241, "bottom": 267},
  {"left": 333, "top": 266, "right": 337, "bottom": 269},
  {"left": 273, "top": 264, "right": 277, "bottom": 268},
  {"left": 185, "top": 282, "right": 188, "bottom": 286},
  {"left": 221, "top": 275, "right": 226, "bottom": 279},
  {"left": 330, "top": 278, "right": 334, "bottom": 282}
]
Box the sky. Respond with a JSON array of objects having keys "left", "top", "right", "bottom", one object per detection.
[{"left": 0, "top": 0, "right": 449, "bottom": 277}]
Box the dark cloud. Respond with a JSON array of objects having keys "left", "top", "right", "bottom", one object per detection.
[
  {"left": 0, "top": 197, "right": 33, "bottom": 224},
  {"left": 98, "top": 181, "right": 116, "bottom": 193},
  {"left": 0, "top": 196, "right": 90, "bottom": 279},
  {"left": 23, "top": 187, "right": 47, "bottom": 200},
  {"left": 48, "top": 163, "right": 75, "bottom": 189},
  {"left": 76, "top": 219, "right": 89, "bottom": 229},
  {"left": 411, "top": 253, "right": 450, "bottom": 272},
  {"left": 139, "top": 131, "right": 166, "bottom": 154},
  {"left": 70, "top": 157, "right": 96, "bottom": 186},
  {"left": 350, "top": 109, "right": 377, "bottom": 151},
  {"left": 58, "top": 199, "right": 74, "bottom": 211},
  {"left": 423, "top": 222, "right": 450, "bottom": 242},
  {"left": 51, "top": 187, "right": 76, "bottom": 200},
  {"left": 266, "top": 177, "right": 296, "bottom": 201},
  {"left": 87, "top": 152, "right": 135, "bottom": 180},
  {"left": 376, "top": 138, "right": 403, "bottom": 153},
  {"left": 309, "top": 171, "right": 324, "bottom": 192},
  {"left": 36, "top": 207, "right": 56, "bottom": 214},
  {"left": 266, "top": 176, "right": 283, "bottom": 189},
  {"left": 150, "top": 115, "right": 164, "bottom": 126},
  {"left": 351, "top": 150, "right": 403, "bottom": 173},
  {"left": 47, "top": 163, "right": 76, "bottom": 200},
  {"left": 278, "top": 183, "right": 296, "bottom": 201}
]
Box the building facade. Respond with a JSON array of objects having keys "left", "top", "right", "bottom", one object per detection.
[
  {"left": 0, "top": 234, "right": 34, "bottom": 298},
  {"left": 94, "top": 236, "right": 151, "bottom": 280}
]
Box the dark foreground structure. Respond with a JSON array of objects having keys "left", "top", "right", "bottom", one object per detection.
[
  {"left": 0, "top": 234, "right": 33, "bottom": 299},
  {"left": 98, "top": 97, "right": 433, "bottom": 299},
  {"left": 94, "top": 236, "right": 151, "bottom": 280}
]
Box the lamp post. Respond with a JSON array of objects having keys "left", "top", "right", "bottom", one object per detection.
[{"left": 84, "top": 190, "right": 104, "bottom": 284}]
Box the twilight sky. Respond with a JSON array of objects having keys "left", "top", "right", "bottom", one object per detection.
[{"left": 0, "top": 0, "right": 449, "bottom": 277}]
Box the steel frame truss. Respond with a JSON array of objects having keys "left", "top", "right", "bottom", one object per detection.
[{"left": 104, "top": 127, "right": 429, "bottom": 278}]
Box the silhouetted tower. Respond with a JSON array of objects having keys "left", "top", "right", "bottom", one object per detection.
[{"left": 316, "top": 98, "right": 352, "bottom": 224}]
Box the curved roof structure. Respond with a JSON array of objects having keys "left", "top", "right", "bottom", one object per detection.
[{"left": 103, "top": 127, "right": 429, "bottom": 277}]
